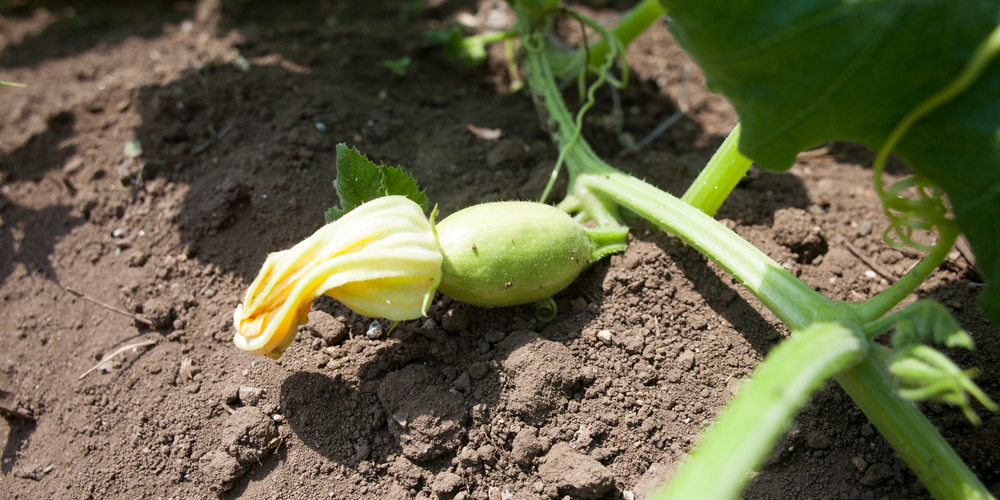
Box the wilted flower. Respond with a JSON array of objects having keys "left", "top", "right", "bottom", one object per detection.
[{"left": 233, "top": 196, "right": 442, "bottom": 358}]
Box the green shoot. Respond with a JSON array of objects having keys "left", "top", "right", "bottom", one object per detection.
[
  {"left": 587, "top": 0, "right": 667, "bottom": 68},
  {"left": 426, "top": 27, "right": 514, "bottom": 67},
  {"left": 1, "top": 80, "right": 26, "bottom": 87},
  {"left": 380, "top": 56, "right": 412, "bottom": 76}
]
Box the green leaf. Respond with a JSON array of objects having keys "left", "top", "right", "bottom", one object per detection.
[
  {"left": 325, "top": 144, "right": 428, "bottom": 223},
  {"left": 660, "top": 0, "right": 1000, "bottom": 324}
]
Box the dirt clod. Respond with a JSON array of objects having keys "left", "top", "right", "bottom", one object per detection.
[
  {"left": 303, "top": 310, "right": 349, "bottom": 346},
  {"left": 538, "top": 442, "right": 614, "bottom": 498},
  {"left": 431, "top": 470, "right": 463, "bottom": 495},
  {"left": 377, "top": 365, "right": 467, "bottom": 462},
  {"left": 141, "top": 298, "right": 175, "bottom": 328},
  {"left": 861, "top": 462, "right": 893, "bottom": 487},
  {"left": 511, "top": 425, "right": 544, "bottom": 467},
  {"left": 498, "top": 332, "right": 581, "bottom": 424},
  {"left": 772, "top": 208, "right": 828, "bottom": 263}
]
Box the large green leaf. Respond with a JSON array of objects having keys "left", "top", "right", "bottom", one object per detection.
[{"left": 660, "top": 0, "right": 1000, "bottom": 324}]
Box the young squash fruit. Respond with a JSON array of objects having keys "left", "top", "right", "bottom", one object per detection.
[{"left": 435, "top": 201, "right": 627, "bottom": 306}]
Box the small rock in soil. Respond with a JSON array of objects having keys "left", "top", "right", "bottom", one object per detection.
[
  {"left": 238, "top": 386, "right": 263, "bottom": 406},
  {"left": 538, "top": 442, "right": 614, "bottom": 498},
  {"left": 596, "top": 329, "right": 614, "bottom": 345},
  {"left": 302, "top": 310, "right": 348, "bottom": 346}
]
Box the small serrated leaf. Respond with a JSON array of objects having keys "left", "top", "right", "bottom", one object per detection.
[
  {"left": 887, "top": 301, "right": 973, "bottom": 351},
  {"left": 326, "top": 143, "right": 428, "bottom": 223},
  {"left": 381, "top": 166, "right": 428, "bottom": 213}
]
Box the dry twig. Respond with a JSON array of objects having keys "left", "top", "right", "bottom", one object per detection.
[
  {"left": 844, "top": 240, "right": 896, "bottom": 282},
  {"left": 78, "top": 339, "right": 157, "bottom": 380},
  {"left": 65, "top": 287, "right": 155, "bottom": 326}
]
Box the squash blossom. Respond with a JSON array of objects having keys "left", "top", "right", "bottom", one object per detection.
[{"left": 233, "top": 196, "right": 442, "bottom": 358}]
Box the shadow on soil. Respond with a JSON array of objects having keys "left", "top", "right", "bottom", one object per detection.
[
  {"left": 0, "top": 0, "right": 184, "bottom": 70},
  {"left": 0, "top": 111, "right": 83, "bottom": 286},
  {"left": 0, "top": 416, "right": 36, "bottom": 476}
]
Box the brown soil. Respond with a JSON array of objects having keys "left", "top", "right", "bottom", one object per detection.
[{"left": 1, "top": 1, "right": 997, "bottom": 499}]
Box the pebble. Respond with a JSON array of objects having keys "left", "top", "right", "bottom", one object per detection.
[
  {"left": 366, "top": 320, "right": 383, "bottom": 339},
  {"left": 596, "top": 330, "right": 613, "bottom": 345},
  {"left": 238, "top": 386, "right": 262, "bottom": 406}
]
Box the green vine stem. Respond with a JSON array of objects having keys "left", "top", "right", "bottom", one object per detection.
[
  {"left": 857, "top": 222, "right": 958, "bottom": 323},
  {"left": 836, "top": 355, "right": 995, "bottom": 500},
  {"left": 681, "top": 122, "right": 753, "bottom": 216},
  {"left": 587, "top": 0, "right": 667, "bottom": 68},
  {"left": 578, "top": 170, "right": 831, "bottom": 330},
  {"left": 658, "top": 321, "right": 868, "bottom": 500}
]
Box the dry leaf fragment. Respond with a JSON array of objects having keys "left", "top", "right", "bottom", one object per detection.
[
  {"left": 467, "top": 124, "right": 501, "bottom": 140},
  {"left": 180, "top": 356, "right": 200, "bottom": 381}
]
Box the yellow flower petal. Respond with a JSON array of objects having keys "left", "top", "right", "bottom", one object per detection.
[{"left": 233, "top": 196, "right": 442, "bottom": 358}]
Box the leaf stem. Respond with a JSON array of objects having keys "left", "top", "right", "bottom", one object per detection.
[
  {"left": 579, "top": 171, "right": 833, "bottom": 330},
  {"left": 658, "top": 322, "right": 867, "bottom": 500},
  {"left": 681, "top": 123, "right": 753, "bottom": 216}
]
